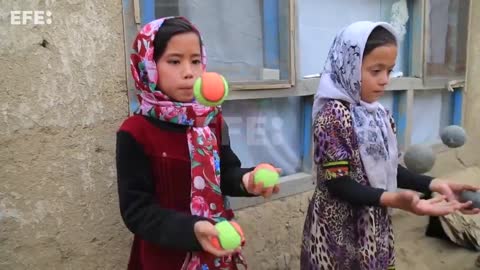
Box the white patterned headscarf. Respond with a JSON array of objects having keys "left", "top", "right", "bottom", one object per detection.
[{"left": 312, "top": 21, "right": 399, "bottom": 192}]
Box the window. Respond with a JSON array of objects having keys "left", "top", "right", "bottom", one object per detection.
[
  {"left": 140, "top": 0, "right": 295, "bottom": 89},
  {"left": 223, "top": 96, "right": 315, "bottom": 209},
  {"left": 411, "top": 90, "right": 453, "bottom": 145},
  {"left": 222, "top": 97, "right": 305, "bottom": 176},
  {"left": 298, "top": 0, "right": 469, "bottom": 152},
  {"left": 298, "top": 0, "right": 411, "bottom": 77},
  {"left": 425, "top": 0, "right": 469, "bottom": 78}
]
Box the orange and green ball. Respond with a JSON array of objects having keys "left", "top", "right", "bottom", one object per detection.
[
  {"left": 194, "top": 72, "right": 229, "bottom": 106},
  {"left": 211, "top": 221, "right": 245, "bottom": 250},
  {"left": 253, "top": 163, "right": 279, "bottom": 188}
]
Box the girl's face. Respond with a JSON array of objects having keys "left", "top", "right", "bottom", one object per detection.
[
  {"left": 360, "top": 44, "right": 397, "bottom": 103},
  {"left": 156, "top": 32, "right": 203, "bottom": 102}
]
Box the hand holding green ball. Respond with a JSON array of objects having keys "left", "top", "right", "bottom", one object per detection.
[
  {"left": 253, "top": 163, "right": 280, "bottom": 188},
  {"left": 210, "top": 221, "right": 245, "bottom": 250}
]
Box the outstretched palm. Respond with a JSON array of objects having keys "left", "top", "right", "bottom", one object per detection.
[
  {"left": 412, "top": 195, "right": 464, "bottom": 216},
  {"left": 394, "top": 191, "right": 461, "bottom": 216},
  {"left": 430, "top": 179, "right": 480, "bottom": 215}
]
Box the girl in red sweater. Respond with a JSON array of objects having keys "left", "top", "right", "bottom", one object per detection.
[{"left": 116, "top": 17, "right": 279, "bottom": 270}]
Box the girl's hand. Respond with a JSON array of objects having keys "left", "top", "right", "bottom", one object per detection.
[
  {"left": 411, "top": 195, "right": 467, "bottom": 216},
  {"left": 193, "top": 221, "right": 241, "bottom": 257},
  {"left": 380, "top": 190, "right": 466, "bottom": 216},
  {"left": 242, "top": 168, "right": 281, "bottom": 198},
  {"left": 429, "top": 178, "right": 480, "bottom": 215}
]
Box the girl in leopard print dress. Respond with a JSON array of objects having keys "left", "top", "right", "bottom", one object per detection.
[{"left": 300, "top": 21, "right": 478, "bottom": 270}]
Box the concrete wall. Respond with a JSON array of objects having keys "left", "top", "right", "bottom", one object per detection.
[
  {"left": 0, "top": 1, "right": 131, "bottom": 269},
  {"left": 458, "top": 0, "right": 480, "bottom": 168},
  {"left": 2, "top": 1, "right": 480, "bottom": 270}
]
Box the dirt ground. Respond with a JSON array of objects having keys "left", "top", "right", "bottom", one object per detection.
[{"left": 394, "top": 210, "right": 479, "bottom": 270}]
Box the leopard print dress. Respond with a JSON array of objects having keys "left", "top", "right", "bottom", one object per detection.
[{"left": 300, "top": 100, "right": 395, "bottom": 270}]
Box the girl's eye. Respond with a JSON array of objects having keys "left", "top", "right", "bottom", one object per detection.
[
  {"left": 371, "top": 70, "right": 381, "bottom": 75},
  {"left": 388, "top": 69, "right": 393, "bottom": 74},
  {"left": 168, "top": 60, "right": 180, "bottom": 65},
  {"left": 192, "top": 59, "right": 201, "bottom": 65}
]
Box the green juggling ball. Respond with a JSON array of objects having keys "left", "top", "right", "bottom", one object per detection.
[
  {"left": 211, "top": 221, "right": 244, "bottom": 250},
  {"left": 253, "top": 163, "right": 279, "bottom": 188}
]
